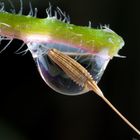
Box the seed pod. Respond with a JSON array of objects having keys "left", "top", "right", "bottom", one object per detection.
[{"left": 48, "top": 48, "right": 140, "bottom": 136}]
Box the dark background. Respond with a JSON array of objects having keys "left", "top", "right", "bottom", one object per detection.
[{"left": 0, "top": 0, "right": 140, "bottom": 140}]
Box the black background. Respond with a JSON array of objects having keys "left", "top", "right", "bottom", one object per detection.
[{"left": 0, "top": 0, "right": 140, "bottom": 140}]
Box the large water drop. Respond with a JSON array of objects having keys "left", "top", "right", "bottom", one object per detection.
[{"left": 27, "top": 42, "right": 110, "bottom": 95}]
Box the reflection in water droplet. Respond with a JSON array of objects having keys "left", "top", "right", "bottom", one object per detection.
[{"left": 27, "top": 42, "right": 110, "bottom": 95}]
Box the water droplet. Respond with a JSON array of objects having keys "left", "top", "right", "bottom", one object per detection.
[{"left": 27, "top": 42, "right": 110, "bottom": 95}]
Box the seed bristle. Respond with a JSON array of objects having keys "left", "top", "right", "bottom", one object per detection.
[{"left": 48, "top": 48, "right": 140, "bottom": 136}]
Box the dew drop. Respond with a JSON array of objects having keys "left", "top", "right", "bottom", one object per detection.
[{"left": 27, "top": 42, "right": 110, "bottom": 95}]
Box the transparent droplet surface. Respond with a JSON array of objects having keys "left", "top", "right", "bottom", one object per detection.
[{"left": 27, "top": 42, "right": 110, "bottom": 95}]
